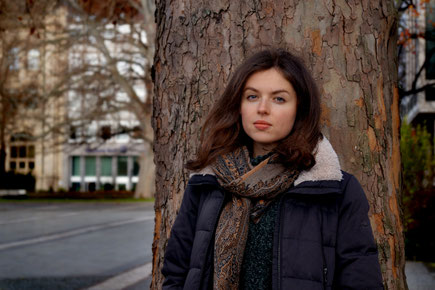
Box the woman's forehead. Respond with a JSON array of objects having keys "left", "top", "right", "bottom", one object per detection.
[{"left": 243, "top": 68, "right": 295, "bottom": 93}]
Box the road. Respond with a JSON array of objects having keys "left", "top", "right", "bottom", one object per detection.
[
  {"left": 0, "top": 201, "right": 434, "bottom": 290},
  {"left": 0, "top": 201, "right": 154, "bottom": 290},
  {"left": 406, "top": 261, "right": 435, "bottom": 290}
]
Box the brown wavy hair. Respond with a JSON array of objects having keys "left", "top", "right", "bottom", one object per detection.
[{"left": 186, "top": 48, "right": 322, "bottom": 171}]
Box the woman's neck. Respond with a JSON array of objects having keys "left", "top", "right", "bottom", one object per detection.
[{"left": 252, "top": 143, "right": 274, "bottom": 158}]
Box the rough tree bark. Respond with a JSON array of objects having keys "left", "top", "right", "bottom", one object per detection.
[{"left": 152, "top": 1, "right": 406, "bottom": 289}]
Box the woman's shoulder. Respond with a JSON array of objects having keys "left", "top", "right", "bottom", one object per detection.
[
  {"left": 188, "top": 163, "right": 223, "bottom": 187},
  {"left": 339, "top": 170, "right": 356, "bottom": 184},
  {"left": 188, "top": 166, "right": 219, "bottom": 186},
  {"left": 184, "top": 168, "right": 221, "bottom": 202},
  {"left": 338, "top": 171, "right": 363, "bottom": 190},
  {"left": 337, "top": 170, "right": 370, "bottom": 208}
]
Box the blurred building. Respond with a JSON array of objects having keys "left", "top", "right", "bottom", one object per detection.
[
  {"left": 1, "top": 7, "right": 69, "bottom": 191},
  {"left": 1, "top": 2, "right": 148, "bottom": 192},
  {"left": 400, "top": 0, "right": 435, "bottom": 135},
  {"left": 62, "top": 12, "right": 147, "bottom": 192}
]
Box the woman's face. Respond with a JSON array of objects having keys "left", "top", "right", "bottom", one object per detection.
[{"left": 240, "top": 68, "right": 297, "bottom": 157}]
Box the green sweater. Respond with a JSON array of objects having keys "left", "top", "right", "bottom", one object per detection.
[{"left": 240, "top": 197, "right": 280, "bottom": 290}]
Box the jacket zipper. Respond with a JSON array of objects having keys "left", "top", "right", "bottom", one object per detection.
[
  {"left": 323, "top": 266, "right": 328, "bottom": 289},
  {"left": 320, "top": 207, "right": 328, "bottom": 290}
]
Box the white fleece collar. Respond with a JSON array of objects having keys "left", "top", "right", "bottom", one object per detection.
[
  {"left": 191, "top": 137, "right": 343, "bottom": 185},
  {"left": 293, "top": 137, "right": 342, "bottom": 185}
]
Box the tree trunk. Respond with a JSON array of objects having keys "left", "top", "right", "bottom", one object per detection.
[
  {"left": 152, "top": 1, "right": 405, "bottom": 289},
  {"left": 134, "top": 145, "right": 155, "bottom": 199}
]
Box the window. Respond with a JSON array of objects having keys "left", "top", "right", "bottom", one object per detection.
[
  {"left": 71, "top": 182, "right": 81, "bottom": 191},
  {"left": 118, "top": 183, "right": 127, "bottom": 190},
  {"left": 117, "top": 156, "right": 128, "bottom": 176},
  {"left": 133, "top": 157, "right": 140, "bottom": 176},
  {"left": 426, "top": 0, "right": 435, "bottom": 79},
  {"left": 87, "top": 182, "right": 96, "bottom": 192},
  {"left": 11, "top": 146, "right": 18, "bottom": 158},
  {"left": 115, "top": 127, "right": 129, "bottom": 142},
  {"left": 101, "top": 156, "right": 112, "bottom": 176},
  {"left": 69, "top": 126, "right": 77, "bottom": 140},
  {"left": 85, "top": 121, "right": 97, "bottom": 139},
  {"left": 19, "top": 146, "right": 26, "bottom": 158},
  {"left": 100, "top": 125, "right": 111, "bottom": 140},
  {"left": 27, "top": 49, "right": 40, "bottom": 70},
  {"left": 72, "top": 156, "right": 81, "bottom": 176},
  {"left": 425, "top": 86, "right": 435, "bottom": 101},
  {"left": 85, "top": 156, "right": 96, "bottom": 176},
  {"left": 28, "top": 145, "right": 35, "bottom": 158},
  {"left": 8, "top": 47, "right": 20, "bottom": 71},
  {"left": 102, "top": 183, "right": 114, "bottom": 190},
  {"left": 8, "top": 133, "right": 35, "bottom": 174}
]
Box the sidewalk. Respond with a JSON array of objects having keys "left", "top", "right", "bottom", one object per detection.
[
  {"left": 84, "top": 263, "right": 152, "bottom": 290},
  {"left": 84, "top": 261, "right": 435, "bottom": 290},
  {"left": 406, "top": 261, "right": 435, "bottom": 290}
]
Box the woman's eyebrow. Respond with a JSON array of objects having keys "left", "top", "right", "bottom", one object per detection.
[
  {"left": 243, "top": 87, "right": 259, "bottom": 92},
  {"left": 244, "top": 87, "right": 290, "bottom": 95},
  {"left": 271, "top": 89, "right": 290, "bottom": 95},
  {"left": 243, "top": 87, "right": 290, "bottom": 95}
]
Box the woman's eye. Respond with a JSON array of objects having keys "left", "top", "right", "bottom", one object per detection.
[
  {"left": 275, "top": 97, "right": 286, "bottom": 103},
  {"left": 247, "top": 95, "right": 257, "bottom": 100}
]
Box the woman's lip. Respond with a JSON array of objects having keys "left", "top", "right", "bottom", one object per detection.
[
  {"left": 254, "top": 121, "right": 272, "bottom": 125},
  {"left": 254, "top": 124, "right": 271, "bottom": 130}
]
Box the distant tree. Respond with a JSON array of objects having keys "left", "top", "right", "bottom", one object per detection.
[
  {"left": 400, "top": 120, "right": 435, "bottom": 260},
  {"left": 0, "top": 0, "right": 156, "bottom": 197},
  {"left": 400, "top": 120, "right": 434, "bottom": 196},
  {"left": 396, "top": 0, "right": 435, "bottom": 99}
]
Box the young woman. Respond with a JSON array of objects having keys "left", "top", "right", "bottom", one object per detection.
[{"left": 162, "top": 49, "right": 384, "bottom": 289}]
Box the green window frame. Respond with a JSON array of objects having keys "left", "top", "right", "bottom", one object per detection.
[
  {"left": 101, "top": 156, "right": 112, "bottom": 176},
  {"left": 117, "top": 156, "right": 128, "bottom": 176},
  {"left": 72, "top": 156, "right": 81, "bottom": 176},
  {"left": 85, "top": 156, "right": 96, "bottom": 176}
]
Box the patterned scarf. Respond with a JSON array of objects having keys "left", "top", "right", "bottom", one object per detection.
[{"left": 211, "top": 146, "right": 299, "bottom": 289}]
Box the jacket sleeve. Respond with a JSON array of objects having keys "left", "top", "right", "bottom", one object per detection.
[
  {"left": 162, "top": 183, "right": 200, "bottom": 289},
  {"left": 333, "top": 175, "right": 384, "bottom": 289}
]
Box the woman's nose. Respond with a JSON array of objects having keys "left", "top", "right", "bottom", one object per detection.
[{"left": 257, "top": 98, "right": 270, "bottom": 114}]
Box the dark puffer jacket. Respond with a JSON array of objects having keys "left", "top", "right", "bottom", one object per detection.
[{"left": 162, "top": 138, "right": 384, "bottom": 289}]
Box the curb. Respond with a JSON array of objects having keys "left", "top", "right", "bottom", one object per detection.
[{"left": 84, "top": 263, "right": 152, "bottom": 290}]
